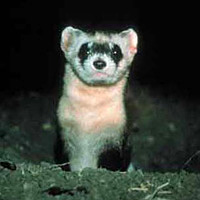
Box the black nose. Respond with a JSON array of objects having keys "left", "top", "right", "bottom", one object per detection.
[{"left": 93, "top": 60, "right": 106, "bottom": 70}]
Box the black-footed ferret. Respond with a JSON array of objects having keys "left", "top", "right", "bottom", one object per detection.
[{"left": 57, "top": 26, "right": 138, "bottom": 171}]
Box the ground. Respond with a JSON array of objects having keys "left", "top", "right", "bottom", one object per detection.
[
  {"left": 0, "top": 85, "right": 200, "bottom": 199},
  {"left": 1, "top": 164, "right": 199, "bottom": 200}
]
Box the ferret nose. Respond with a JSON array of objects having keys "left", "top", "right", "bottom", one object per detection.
[{"left": 93, "top": 60, "right": 107, "bottom": 70}]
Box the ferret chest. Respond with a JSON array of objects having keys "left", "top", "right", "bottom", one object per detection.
[{"left": 61, "top": 79, "right": 126, "bottom": 134}]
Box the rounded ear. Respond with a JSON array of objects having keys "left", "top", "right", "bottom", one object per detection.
[
  {"left": 61, "top": 26, "right": 83, "bottom": 52},
  {"left": 120, "top": 28, "right": 138, "bottom": 54}
]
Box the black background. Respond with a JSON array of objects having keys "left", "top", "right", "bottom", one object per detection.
[{"left": 4, "top": 1, "right": 200, "bottom": 96}]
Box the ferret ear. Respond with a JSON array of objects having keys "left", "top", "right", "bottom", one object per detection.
[
  {"left": 120, "top": 28, "right": 138, "bottom": 54},
  {"left": 61, "top": 26, "right": 83, "bottom": 52}
]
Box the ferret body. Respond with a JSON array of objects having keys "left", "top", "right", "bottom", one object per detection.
[{"left": 57, "top": 27, "right": 138, "bottom": 171}]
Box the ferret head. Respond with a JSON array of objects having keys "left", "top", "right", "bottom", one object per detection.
[{"left": 61, "top": 26, "right": 138, "bottom": 85}]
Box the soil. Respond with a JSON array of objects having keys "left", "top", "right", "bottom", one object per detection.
[{"left": 1, "top": 163, "right": 199, "bottom": 200}]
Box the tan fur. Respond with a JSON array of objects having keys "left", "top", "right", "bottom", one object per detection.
[{"left": 58, "top": 66, "right": 127, "bottom": 135}]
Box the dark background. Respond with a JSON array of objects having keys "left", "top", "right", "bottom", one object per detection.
[
  {"left": 1, "top": 1, "right": 199, "bottom": 173},
  {"left": 4, "top": 1, "right": 199, "bottom": 97}
]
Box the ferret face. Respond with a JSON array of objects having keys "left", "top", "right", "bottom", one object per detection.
[
  {"left": 76, "top": 41, "right": 124, "bottom": 85},
  {"left": 61, "top": 27, "right": 138, "bottom": 85}
]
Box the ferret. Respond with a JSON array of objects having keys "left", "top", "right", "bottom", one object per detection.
[{"left": 57, "top": 26, "right": 138, "bottom": 171}]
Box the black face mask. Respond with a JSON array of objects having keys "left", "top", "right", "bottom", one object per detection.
[{"left": 78, "top": 42, "right": 123, "bottom": 65}]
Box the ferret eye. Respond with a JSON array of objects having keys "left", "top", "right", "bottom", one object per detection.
[
  {"left": 111, "top": 44, "right": 123, "bottom": 63},
  {"left": 112, "top": 45, "right": 121, "bottom": 56},
  {"left": 78, "top": 43, "right": 91, "bottom": 62}
]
